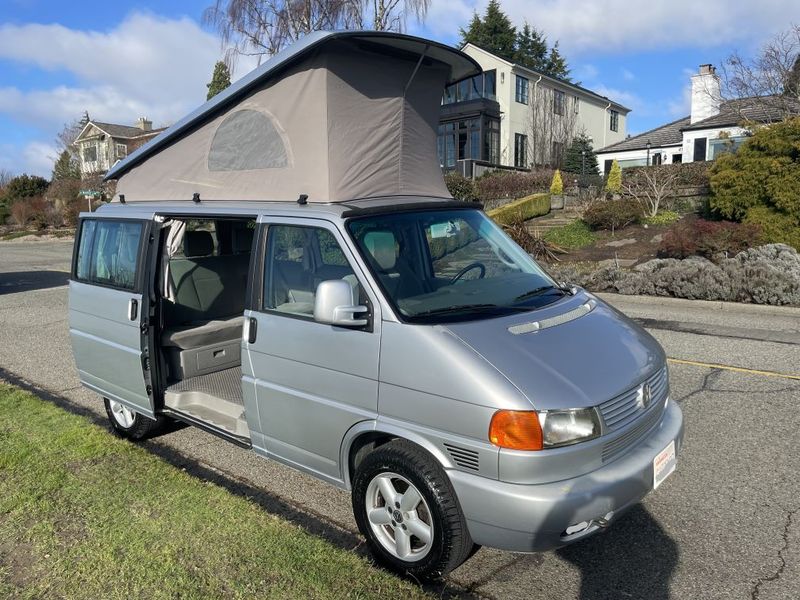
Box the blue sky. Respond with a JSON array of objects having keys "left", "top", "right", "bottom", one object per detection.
[{"left": 1, "top": 0, "right": 799, "bottom": 176}]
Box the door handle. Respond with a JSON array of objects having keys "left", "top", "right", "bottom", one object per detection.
[
  {"left": 128, "top": 299, "right": 138, "bottom": 321},
  {"left": 246, "top": 317, "right": 257, "bottom": 344}
]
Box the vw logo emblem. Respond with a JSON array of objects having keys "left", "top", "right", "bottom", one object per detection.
[{"left": 637, "top": 383, "right": 653, "bottom": 410}]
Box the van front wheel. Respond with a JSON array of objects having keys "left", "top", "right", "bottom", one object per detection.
[
  {"left": 104, "top": 398, "right": 162, "bottom": 440},
  {"left": 352, "top": 440, "right": 474, "bottom": 579}
]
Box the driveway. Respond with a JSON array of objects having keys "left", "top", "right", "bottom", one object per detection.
[{"left": 1, "top": 240, "right": 799, "bottom": 599}]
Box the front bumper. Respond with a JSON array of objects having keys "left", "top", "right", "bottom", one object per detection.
[{"left": 448, "top": 399, "right": 684, "bottom": 552}]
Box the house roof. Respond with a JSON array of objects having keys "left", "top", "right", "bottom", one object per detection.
[
  {"left": 681, "top": 95, "right": 800, "bottom": 130},
  {"left": 597, "top": 115, "right": 690, "bottom": 153},
  {"left": 106, "top": 30, "right": 481, "bottom": 183},
  {"left": 599, "top": 94, "right": 800, "bottom": 154},
  {"left": 461, "top": 43, "right": 631, "bottom": 113},
  {"left": 75, "top": 121, "right": 166, "bottom": 142}
]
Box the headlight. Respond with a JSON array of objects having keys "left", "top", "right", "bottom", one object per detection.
[{"left": 539, "top": 408, "right": 601, "bottom": 448}]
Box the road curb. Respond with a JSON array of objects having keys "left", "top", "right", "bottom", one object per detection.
[{"left": 596, "top": 292, "right": 800, "bottom": 317}]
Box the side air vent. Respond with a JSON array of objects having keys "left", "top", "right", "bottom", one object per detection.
[{"left": 444, "top": 443, "right": 480, "bottom": 471}]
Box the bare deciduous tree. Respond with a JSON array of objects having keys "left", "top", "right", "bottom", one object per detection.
[
  {"left": 622, "top": 167, "right": 679, "bottom": 218},
  {"left": 203, "top": 0, "right": 430, "bottom": 67},
  {"left": 525, "top": 85, "right": 578, "bottom": 169},
  {"left": 716, "top": 24, "right": 800, "bottom": 122}
]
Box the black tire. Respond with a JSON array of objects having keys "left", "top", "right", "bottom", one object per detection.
[
  {"left": 352, "top": 439, "right": 474, "bottom": 579},
  {"left": 103, "top": 398, "right": 164, "bottom": 440}
]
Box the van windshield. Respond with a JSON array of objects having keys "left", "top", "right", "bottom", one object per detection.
[{"left": 347, "top": 208, "right": 565, "bottom": 323}]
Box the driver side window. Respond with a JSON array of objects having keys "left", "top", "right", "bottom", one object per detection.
[{"left": 263, "top": 224, "right": 360, "bottom": 318}]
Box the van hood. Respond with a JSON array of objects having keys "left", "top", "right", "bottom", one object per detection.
[{"left": 444, "top": 292, "right": 665, "bottom": 411}]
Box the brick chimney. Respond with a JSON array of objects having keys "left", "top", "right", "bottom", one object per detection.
[
  {"left": 135, "top": 117, "right": 153, "bottom": 131},
  {"left": 690, "top": 64, "right": 721, "bottom": 124}
]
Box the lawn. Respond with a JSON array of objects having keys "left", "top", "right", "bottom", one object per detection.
[{"left": 0, "top": 383, "right": 429, "bottom": 599}]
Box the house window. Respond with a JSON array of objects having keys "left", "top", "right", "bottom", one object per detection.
[
  {"left": 552, "top": 141, "right": 564, "bottom": 168},
  {"left": 438, "top": 116, "right": 500, "bottom": 167},
  {"left": 693, "top": 138, "right": 707, "bottom": 161},
  {"left": 652, "top": 153, "right": 662, "bottom": 166},
  {"left": 514, "top": 133, "right": 528, "bottom": 168},
  {"left": 573, "top": 95, "right": 580, "bottom": 114},
  {"left": 610, "top": 110, "right": 619, "bottom": 132},
  {"left": 115, "top": 143, "right": 128, "bottom": 159},
  {"left": 604, "top": 159, "right": 613, "bottom": 174},
  {"left": 515, "top": 75, "right": 529, "bottom": 104},
  {"left": 484, "top": 118, "right": 500, "bottom": 165},
  {"left": 553, "top": 90, "right": 566, "bottom": 116},
  {"left": 442, "top": 70, "right": 498, "bottom": 105},
  {"left": 83, "top": 144, "right": 97, "bottom": 163},
  {"left": 672, "top": 154, "right": 683, "bottom": 164},
  {"left": 484, "top": 70, "right": 497, "bottom": 100}
]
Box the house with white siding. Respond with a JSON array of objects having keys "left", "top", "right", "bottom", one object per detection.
[
  {"left": 73, "top": 118, "right": 166, "bottom": 176},
  {"left": 596, "top": 64, "right": 800, "bottom": 174},
  {"left": 438, "top": 44, "right": 630, "bottom": 176}
]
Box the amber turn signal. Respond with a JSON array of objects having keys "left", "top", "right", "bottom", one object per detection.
[{"left": 488, "top": 410, "right": 544, "bottom": 451}]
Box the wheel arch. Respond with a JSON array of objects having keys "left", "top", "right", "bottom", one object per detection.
[{"left": 340, "top": 420, "right": 455, "bottom": 490}]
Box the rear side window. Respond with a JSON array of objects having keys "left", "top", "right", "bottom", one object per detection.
[{"left": 75, "top": 220, "right": 143, "bottom": 290}]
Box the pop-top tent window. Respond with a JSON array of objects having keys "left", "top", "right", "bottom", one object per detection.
[
  {"left": 103, "top": 31, "right": 481, "bottom": 203},
  {"left": 208, "top": 109, "right": 289, "bottom": 171}
]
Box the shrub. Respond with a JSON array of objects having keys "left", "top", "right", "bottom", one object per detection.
[
  {"left": 475, "top": 168, "right": 554, "bottom": 202},
  {"left": 550, "top": 169, "right": 563, "bottom": 195},
  {"left": 542, "top": 220, "right": 596, "bottom": 249},
  {"left": 28, "top": 196, "right": 48, "bottom": 229},
  {"left": 642, "top": 210, "right": 681, "bottom": 226},
  {"left": 503, "top": 222, "right": 566, "bottom": 262},
  {"left": 709, "top": 118, "right": 800, "bottom": 248},
  {"left": 487, "top": 193, "right": 550, "bottom": 226},
  {"left": 658, "top": 219, "right": 762, "bottom": 259},
  {"left": 625, "top": 162, "right": 711, "bottom": 188},
  {"left": 605, "top": 160, "right": 622, "bottom": 193},
  {"left": 43, "top": 204, "right": 64, "bottom": 228},
  {"left": 444, "top": 172, "right": 478, "bottom": 202},
  {"left": 550, "top": 244, "right": 800, "bottom": 305},
  {"left": 582, "top": 198, "right": 641, "bottom": 232},
  {"left": 743, "top": 205, "right": 800, "bottom": 251},
  {"left": 9, "top": 201, "right": 33, "bottom": 226}
]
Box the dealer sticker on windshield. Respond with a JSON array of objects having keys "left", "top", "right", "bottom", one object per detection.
[{"left": 653, "top": 440, "right": 677, "bottom": 489}]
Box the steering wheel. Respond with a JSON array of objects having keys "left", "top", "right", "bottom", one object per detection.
[{"left": 450, "top": 262, "right": 486, "bottom": 284}]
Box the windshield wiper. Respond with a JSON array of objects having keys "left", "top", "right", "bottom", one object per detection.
[
  {"left": 411, "top": 303, "right": 504, "bottom": 318},
  {"left": 513, "top": 286, "right": 564, "bottom": 301}
]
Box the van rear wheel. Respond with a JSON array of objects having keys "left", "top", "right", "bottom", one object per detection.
[
  {"left": 104, "top": 398, "right": 163, "bottom": 440},
  {"left": 352, "top": 439, "right": 474, "bottom": 579}
]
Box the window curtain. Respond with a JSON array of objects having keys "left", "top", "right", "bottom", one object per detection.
[{"left": 161, "top": 220, "right": 186, "bottom": 302}]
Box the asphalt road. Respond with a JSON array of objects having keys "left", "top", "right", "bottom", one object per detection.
[{"left": 1, "top": 239, "right": 799, "bottom": 600}]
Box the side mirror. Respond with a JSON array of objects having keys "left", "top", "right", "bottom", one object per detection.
[{"left": 314, "top": 280, "right": 368, "bottom": 327}]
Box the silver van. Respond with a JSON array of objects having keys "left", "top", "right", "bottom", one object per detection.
[{"left": 68, "top": 32, "right": 682, "bottom": 579}]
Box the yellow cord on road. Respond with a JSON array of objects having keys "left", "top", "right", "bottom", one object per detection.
[{"left": 667, "top": 358, "right": 800, "bottom": 381}]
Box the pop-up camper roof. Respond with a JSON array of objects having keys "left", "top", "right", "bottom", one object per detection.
[{"left": 105, "top": 31, "right": 481, "bottom": 203}]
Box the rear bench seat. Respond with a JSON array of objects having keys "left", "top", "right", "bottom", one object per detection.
[{"left": 161, "top": 230, "right": 249, "bottom": 379}]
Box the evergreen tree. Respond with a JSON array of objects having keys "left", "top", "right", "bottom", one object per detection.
[
  {"left": 550, "top": 169, "right": 563, "bottom": 195},
  {"left": 605, "top": 160, "right": 622, "bottom": 193},
  {"left": 544, "top": 42, "right": 570, "bottom": 80},
  {"left": 514, "top": 23, "right": 548, "bottom": 71},
  {"left": 4, "top": 174, "right": 49, "bottom": 202},
  {"left": 206, "top": 61, "right": 232, "bottom": 100},
  {"left": 460, "top": 0, "right": 516, "bottom": 62},
  {"left": 51, "top": 149, "right": 80, "bottom": 182},
  {"left": 563, "top": 134, "right": 600, "bottom": 176}
]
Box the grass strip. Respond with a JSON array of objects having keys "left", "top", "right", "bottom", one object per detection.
[{"left": 0, "top": 383, "right": 429, "bottom": 599}]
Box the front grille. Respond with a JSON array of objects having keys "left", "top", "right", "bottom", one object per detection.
[
  {"left": 444, "top": 443, "right": 480, "bottom": 471},
  {"left": 598, "top": 366, "right": 669, "bottom": 432},
  {"left": 601, "top": 401, "right": 665, "bottom": 462}
]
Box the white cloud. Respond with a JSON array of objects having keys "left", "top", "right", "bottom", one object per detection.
[
  {"left": 621, "top": 68, "right": 635, "bottom": 81},
  {"left": 0, "top": 12, "right": 242, "bottom": 177},
  {"left": 429, "top": 0, "right": 800, "bottom": 55},
  {"left": 0, "top": 140, "right": 58, "bottom": 178},
  {"left": 574, "top": 63, "right": 599, "bottom": 82},
  {"left": 590, "top": 84, "right": 642, "bottom": 113}
]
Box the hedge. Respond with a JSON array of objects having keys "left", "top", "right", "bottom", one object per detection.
[{"left": 486, "top": 193, "right": 550, "bottom": 226}]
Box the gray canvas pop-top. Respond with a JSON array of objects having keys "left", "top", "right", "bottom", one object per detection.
[{"left": 104, "top": 31, "right": 481, "bottom": 203}]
